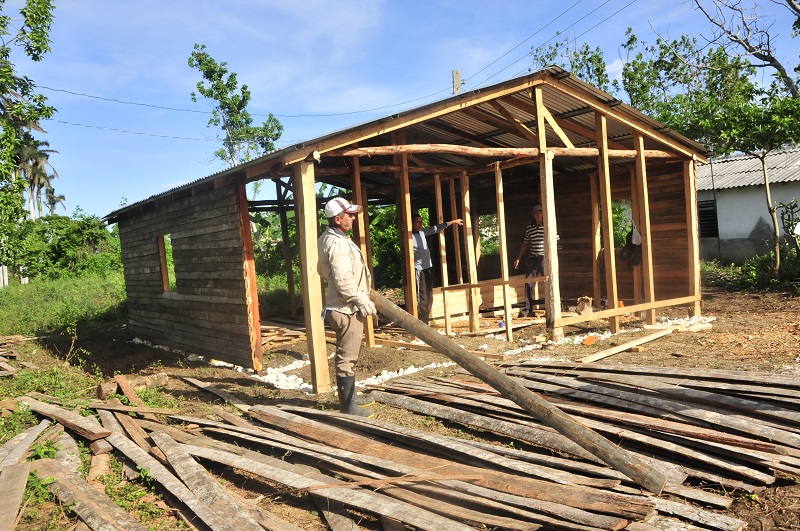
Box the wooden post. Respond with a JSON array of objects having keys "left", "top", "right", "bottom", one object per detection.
[
  {"left": 369, "top": 290, "right": 670, "bottom": 496},
  {"left": 630, "top": 168, "right": 644, "bottom": 318},
  {"left": 685, "top": 159, "right": 702, "bottom": 317},
  {"left": 449, "top": 179, "right": 464, "bottom": 284},
  {"left": 237, "top": 179, "right": 263, "bottom": 375},
  {"left": 634, "top": 134, "right": 656, "bottom": 324},
  {"left": 494, "top": 162, "right": 514, "bottom": 342},
  {"left": 590, "top": 173, "right": 602, "bottom": 307},
  {"left": 351, "top": 155, "right": 375, "bottom": 346},
  {"left": 276, "top": 179, "right": 297, "bottom": 317},
  {"left": 434, "top": 174, "right": 452, "bottom": 334},
  {"left": 393, "top": 132, "right": 417, "bottom": 318},
  {"left": 535, "top": 86, "right": 562, "bottom": 339},
  {"left": 292, "top": 162, "right": 330, "bottom": 393},
  {"left": 460, "top": 171, "right": 481, "bottom": 332},
  {"left": 595, "top": 112, "right": 620, "bottom": 333}
]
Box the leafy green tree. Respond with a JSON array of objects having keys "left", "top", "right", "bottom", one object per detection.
[
  {"left": 188, "top": 44, "right": 283, "bottom": 167},
  {"left": 0, "top": 1, "right": 56, "bottom": 271},
  {"left": 16, "top": 212, "right": 121, "bottom": 279},
  {"left": 0, "top": 0, "right": 56, "bottom": 179},
  {"left": 0, "top": 175, "right": 27, "bottom": 268},
  {"left": 533, "top": 29, "right": 800, "bottom": 277}
]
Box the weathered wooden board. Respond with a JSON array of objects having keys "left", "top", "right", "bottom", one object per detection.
[
  {"left": 0, "top": 461, "right": 31, "bottom": 531},
  {"left": 16, "top": 397, "right": 110, "bottom": 441},
  {"left": 106, "top": 432, "right": 237, "bottom": 531},
  {"left": 150, "top": 431, "right": 263, "bottom": 531},
  {"left": 29, "top": 458, "right": 147, "bottom": 531}
]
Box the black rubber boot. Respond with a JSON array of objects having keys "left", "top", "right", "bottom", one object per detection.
[{"left": 336, "top": 375, "right": 374, "bottom": 417}]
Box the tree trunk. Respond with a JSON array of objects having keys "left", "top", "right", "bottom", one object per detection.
[{"left": 759, "top": 155, "right": 780, "bottom": 277}]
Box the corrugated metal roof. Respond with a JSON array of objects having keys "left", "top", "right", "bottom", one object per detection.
[
  {"left": 105, "top": 66, "right": 709, "bottom": 222},
  {"left": 696, "top": 147, "right": 800, "bottom": 191}
]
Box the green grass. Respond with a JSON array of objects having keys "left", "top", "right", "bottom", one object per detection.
[{"left": 0, "top": 272, "right": 127, "bottom": 336}]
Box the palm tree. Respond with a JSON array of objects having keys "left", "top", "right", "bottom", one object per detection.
[{"left": 15, "top": 133, "right": 58, "bottom": 219}]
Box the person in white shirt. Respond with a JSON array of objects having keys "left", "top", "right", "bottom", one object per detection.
[
  {"left": 412, "top": 213, "right": 463, "bottom": 324},
  {"left": 317, "top": 197, "right": 375, "bottom": 417}
]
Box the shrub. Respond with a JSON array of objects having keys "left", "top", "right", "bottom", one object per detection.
[{"left": 0, "top": 272, "right": 127, "bottom": 336}]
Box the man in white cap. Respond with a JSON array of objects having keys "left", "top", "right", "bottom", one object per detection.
[{"left": 317, "top": 197, "right": 376, "bottom": 417}]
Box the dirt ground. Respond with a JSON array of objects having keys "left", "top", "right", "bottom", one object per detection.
[{"left": 37, "top": 286, "right": 800, "bottom": 529}]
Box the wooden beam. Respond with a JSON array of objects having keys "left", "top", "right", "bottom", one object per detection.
[
  {"left": 293, "top": 162, "right": 330, "bottom": 394},
  {"left": 351, "top": 155, "right": 375, "bottom": 347},
  {"left": 392, "top": 132, "right": 417, "bottom": 319},
  {"left": 543, "top": 78, "right": 702, "bottom": 161},
  {"left": 685, "top": 160, "right": 701, "bottom": 317},
  {"left": 555, "top": 294, "right": 701, "bottom": 327},
  {"left": 449, "top": 179, "right": 464, "bottom": 284},
  {"left": 434, "top": 174, "right": 452, "bottom": 334},
  {"left": 238, "top": 178, "right": 263, "bottom": 374},
  {"left": 539, "top": 104, "right": 575, "bottom": 149},
  {"left": 578, "top": 329, "right": 674, "bottom": 363},
  {"left": 535, "top": 86, "right": 563, "bottom": 339},
  {"left": 590, "top": 173, "right": 602, "bottom": 307},
  {"left": 630, "top": 168, "right": 644, "bottom": 316},
  {"left": 276, "top": 179, "right": 297, "bottom": 316},
  {"left": 489, "top": 100, "right": 538, "bottom": 143},
  {"left": 283, "top": 77, "right": 550, "bottom": 165},
  {"left": 368, "top": 292, "right": 671, "bottom": 495},
  {"left": 634, "top": 134, "right": 656, "bottom": 325},
  {"left": 595, "top": 112, "right": 619, "bottom": 333},
  {"left": 494, "top": 162, "right": 514, "bottom": 342},
  {"left": 325, "top": 144, "right": 676, "bottom": 159},
  {"left": 460, "top": 171, "right": 481, "bottom": 332}
]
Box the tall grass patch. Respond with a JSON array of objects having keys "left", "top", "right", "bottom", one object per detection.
[{"left": 0, "top": 272, "right": 127, "bottom": 336}]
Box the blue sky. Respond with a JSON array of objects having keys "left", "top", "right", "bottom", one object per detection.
[{"left": 9, "top": 0, "right": 799, "bottom": 219}]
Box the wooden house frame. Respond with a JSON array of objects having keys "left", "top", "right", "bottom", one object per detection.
[{"left": 105, "top": 67, "right": 708, "bottom": 394}]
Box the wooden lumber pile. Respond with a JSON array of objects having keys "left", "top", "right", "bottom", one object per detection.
[
  {"left": 0, "top": 335, "right": 35, "bottom": 377},
  {"left": 0, "top": 376, "right": 748, "bottom": 531},
  {"left": 367, "top": 360, "right": 800, "bottom": 528}
]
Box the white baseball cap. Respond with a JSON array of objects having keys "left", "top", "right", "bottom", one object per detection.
[{"left": 324, "top": 197, "right": 361, "bottom": 218}]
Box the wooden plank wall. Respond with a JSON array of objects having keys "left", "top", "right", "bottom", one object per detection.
[
  {"left": 118, "top": 183, "right": 254, "bottom": 367},
  {"left": 470, "top": 160, "right": 691, "bottom": 308}
]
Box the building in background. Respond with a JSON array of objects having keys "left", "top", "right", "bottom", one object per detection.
[{"left": 696, "top": 146, "right": 800, "bottom": 263}]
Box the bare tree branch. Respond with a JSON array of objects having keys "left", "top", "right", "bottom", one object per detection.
[{"left": 693, "top": 0, "right": 799, "bottom": 97}]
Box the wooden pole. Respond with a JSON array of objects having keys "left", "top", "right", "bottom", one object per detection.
[
  {"left": 434, "top": 174, "right": 452, "bottom": 334},
  {"left": 276, "top": 180, "right": 297, "bottom": 317},
  {"left": 351, "top": 155, "right": 375, "bottom": 346},
  {"left": 494, "top": 162, "right": 514, "bottom": 342},
  {"left": 369, "top": 290, "right": 670, "bottom": 495},
  {"left": 293, "top": 162, "right": 330, "bottom": 393},
  {"left": 634, "top": 134, "right": 656, "bottom": 324},
  {"left": 460, "top": 171, "right": 481, "bottom": 332},
  {"left": 595, "top": 112, "right": 620, "bottom": 333}
]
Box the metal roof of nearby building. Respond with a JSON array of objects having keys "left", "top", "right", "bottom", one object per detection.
[{"left": 696, "top": 146, "right": 800, "bottom": 191}]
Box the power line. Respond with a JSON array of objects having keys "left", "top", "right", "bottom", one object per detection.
[
  {"left": 508, "top": 0, "right": 641, "bottom": 80},
  {"left": 463, "top": 0, "right": 586, "bottom": 87},
  {"left": 468, "top": 0, "right": 618, "bottom": 89},
  {"left": 40, "top": 0, "right": 635, "bottom": 140},
  {"left": 39, "top": 85, "right": 453, "bottom": 119},
  {"left": 49, "top": 119, "right": 302, "bottom": 144},
  {"left": 37, "top": 0, "right": 595, "bottom": 121}
]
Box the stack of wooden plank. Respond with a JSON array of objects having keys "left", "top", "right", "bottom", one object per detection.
[
  {"left": 1, "top": 373, "right": 750, "bottom": 530},
  {"left": 367, "top": 360, "right": 800, "bottom": 528},
  {"left": 0, "top": 335, "right": 34, "bottom": 377}
]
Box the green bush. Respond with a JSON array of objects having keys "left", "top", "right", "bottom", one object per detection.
[
  {"left": 701, "top": 245, "right": 800, "bottom": 290},
  {"left": 0, "top": 272, "right": 127, "bottom": 336}
]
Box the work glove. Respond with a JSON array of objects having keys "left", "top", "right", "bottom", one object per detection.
[{"left": 351, "top": 292, "right": 376, "bottom": 316}]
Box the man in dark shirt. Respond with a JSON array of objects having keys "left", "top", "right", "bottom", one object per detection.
[{"left": 513, "top": 204, "right": 544, "bottom": 317}]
